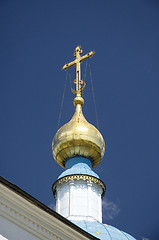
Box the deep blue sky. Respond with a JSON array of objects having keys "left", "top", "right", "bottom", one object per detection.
[{"left": 0, "top": 1, "right": 159, "bottom": 239}]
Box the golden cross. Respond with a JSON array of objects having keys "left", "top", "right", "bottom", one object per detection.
[{"left": 62, "top": 46, "right": 95, "bottom": 97}]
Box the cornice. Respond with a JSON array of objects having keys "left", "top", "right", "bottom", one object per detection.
[
  {"left": 53, "top": 174, "right": 106, "bottom": 197},
  {"left": 0, "top": 200, "right": 61, "bottom": 240}
]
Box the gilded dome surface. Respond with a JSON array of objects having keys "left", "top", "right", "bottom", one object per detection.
[{"left": 52, "top": 97, "right": 105, "bottom": 168}]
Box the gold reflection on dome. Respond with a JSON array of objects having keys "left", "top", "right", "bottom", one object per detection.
[
  {"left": 52, "top": 46, "right": 105, "bottom": 168},
  {"left": 52, "top": 97, "right": 105, "bottom": 168}
]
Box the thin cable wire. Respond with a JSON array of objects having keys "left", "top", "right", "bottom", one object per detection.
[
  {"left": 57, "top": 71, "right": 68, "bottom": 129},
  {"left": 82, "top": 59, "right": 88, "bottom": 98},
  {"left": 69, "top": 72, "right": 75, "bottom": 103},
  {"left": 69, "top": 72, "right": 72, "bottom": 90},
  {"left": 89, "top": 63, "right": 100, "bottom": 130},
  {"left": 83, "top": 59, "right": 88, "bottom": 82}
]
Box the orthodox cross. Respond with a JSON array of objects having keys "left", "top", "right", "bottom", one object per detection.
[{"left": 62, "top": 46, "right": 95, "bottom": 97}]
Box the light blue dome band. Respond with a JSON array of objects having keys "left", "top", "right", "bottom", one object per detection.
[
  {"left": 65, "top": 157, "right": 92, "bottom": 169},
  {"left": 58, "top": 157, "right": 99, "bottom": 179}
]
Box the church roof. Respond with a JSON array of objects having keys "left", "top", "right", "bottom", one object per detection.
[{"left": 71, "top": 220, "right": 136, "bottom": 240}]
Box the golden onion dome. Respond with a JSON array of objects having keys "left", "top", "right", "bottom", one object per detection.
[
  {"left": 52, "top": 46, "right": 105, "bottom": 168},
  {"left": 52, "top": 96, "right": 105, "bottom": 168}
]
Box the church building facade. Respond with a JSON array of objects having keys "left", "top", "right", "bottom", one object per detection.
[{"left": 0, "top": 46, "right": 136, "bottom": 240}]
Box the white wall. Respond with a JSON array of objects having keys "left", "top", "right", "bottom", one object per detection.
[{"left": 56, "top": 179, "right": 103, "bottom": 222}]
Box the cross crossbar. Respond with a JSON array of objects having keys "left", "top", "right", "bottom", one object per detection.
[{"left": 62, "top": 46, "right": 95, "bottom": 97}]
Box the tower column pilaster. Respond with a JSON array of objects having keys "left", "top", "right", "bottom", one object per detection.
[
  {"left": 87, "top": 181, "right": 92, "bottom": 217},
  {"left": 69, "top": 180, "right": 74, "bottom": 216}
]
